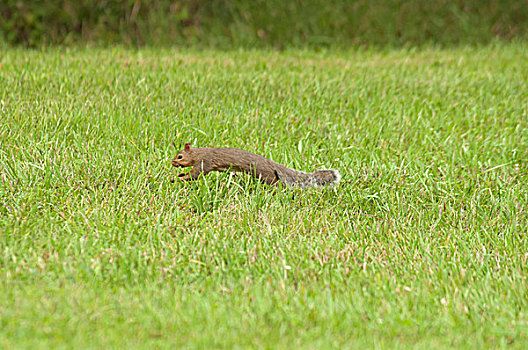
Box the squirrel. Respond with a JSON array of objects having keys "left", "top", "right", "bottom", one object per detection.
[{"left": 171, "top": 143, "right": 340, "bottom": 188}]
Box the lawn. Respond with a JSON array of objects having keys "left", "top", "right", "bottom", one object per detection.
[{"left": 0, "top": 44, "right": 527, "bottom": 348}]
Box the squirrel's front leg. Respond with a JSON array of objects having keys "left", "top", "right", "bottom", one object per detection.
[{"left": 177, "top": 166, "right": 202, "bottom": 181}]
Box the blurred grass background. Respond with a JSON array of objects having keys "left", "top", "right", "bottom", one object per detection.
[{"left": 1, "top": 0, "right": 527, "bottom": 48}]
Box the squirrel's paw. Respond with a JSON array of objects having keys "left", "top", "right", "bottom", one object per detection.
[
  {"left": 170, "top": 174, "right": 189, "bottom": 183},
  {"left": 175, "top": 172, "right": 191, "bottom": 181}
]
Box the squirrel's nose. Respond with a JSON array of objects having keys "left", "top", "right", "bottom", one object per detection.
[{"left": 171, "top": 160, "right": 178, "bottom": 167}]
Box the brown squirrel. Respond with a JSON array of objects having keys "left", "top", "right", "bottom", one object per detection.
[{"left": 171, "top": 143, "right": 340, "bottom": 188}]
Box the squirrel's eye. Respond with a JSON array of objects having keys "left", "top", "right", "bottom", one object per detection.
[{"left": 177, "top": 155, "right": 183, "bottom": 160}]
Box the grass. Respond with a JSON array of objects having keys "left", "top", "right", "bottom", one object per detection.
[{"left": 0, "top": 44, "right": 527, "bottom": 348}]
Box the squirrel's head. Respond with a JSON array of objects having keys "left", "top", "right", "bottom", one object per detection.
[{"left": 171, "top": 142, "right": 193, "bottom": 168}]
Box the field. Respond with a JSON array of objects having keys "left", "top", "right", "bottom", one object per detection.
[{"left": 1, "top": 44, "right": 527, "bottom": 348}]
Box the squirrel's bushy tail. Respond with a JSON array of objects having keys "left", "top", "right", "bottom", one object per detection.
[
  {"left": 276, "top": 168, "right": 341, "bottom": 189},
  {"left": 309, "top": 169, "right": 341, "bottom": 188}
]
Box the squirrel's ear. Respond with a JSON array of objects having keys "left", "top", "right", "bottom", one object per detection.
[{"left": 184, "top": 143, "right": 191, "bottom": 151}]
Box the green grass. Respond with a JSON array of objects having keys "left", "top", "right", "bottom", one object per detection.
[{"left": 0, "top": 44, "right": 527, "bottom": 348}]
